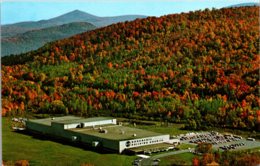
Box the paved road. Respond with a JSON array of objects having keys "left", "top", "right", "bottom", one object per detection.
[{"left": 140, "top": 149, "right": 193, "bottom": 166}]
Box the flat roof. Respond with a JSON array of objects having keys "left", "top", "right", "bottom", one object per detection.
[
  {"left": 28, "top": 116, "right": 114, "bottom": 126},
  {"left": 54, "top": 117, "right": 114, "bottom": 125},
  {"left": 69, "top": 124, "right": 166, "bottom": 141}
]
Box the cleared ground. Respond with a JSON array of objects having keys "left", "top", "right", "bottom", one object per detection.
[
  {"left": 4, "top": 116, "right": 259, "bottom": 165},
  {"left": 129, "top": 123, "right": 190, "bottom": 136},
  {"left": 154, "top": 152, "right": 196, "bottom": 166},
  {"left": 2, "top": 117, "right": 135, "bottom": 166}
]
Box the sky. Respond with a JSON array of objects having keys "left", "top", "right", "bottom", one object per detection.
[{"left": 1, "top": 0, "right": 259, "bottom": 25}]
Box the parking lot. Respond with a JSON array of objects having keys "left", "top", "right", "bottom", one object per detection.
[
  {"left": 133, "top": 131, "right": 260, "bottom": 165},
  {"left": 179, "top": 131, "right": 260, "bottom": 151},
  {"left": 215, "top": 139, "right": 260, "bottom": 151}
]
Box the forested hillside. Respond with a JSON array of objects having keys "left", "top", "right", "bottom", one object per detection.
[{"left": 2, "top": 7, "right": 259, "bottom": 131}]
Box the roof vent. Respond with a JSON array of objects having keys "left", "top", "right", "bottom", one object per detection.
[
  {"left": 80, "top": 123, "right": 85, "bottom": 128},
  {"left": 99, "top": 129, "right": 108, "bottom": 134}
]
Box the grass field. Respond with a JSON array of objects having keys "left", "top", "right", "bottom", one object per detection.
[
  {"left": 128, "top": 121, "right": 259, "bottom": 140},
  {"left": 159, "top": 152, "right": 197, "bottom": 166},
  {"left": 132, "top": 123, "right": 190, "bottom": 136},
  {"left": 212, "top": 127, "right": 260, "bottom": 139},
  {"left": 2, "top": 117, "right": 135, "bottom": 166},
  {"left": 177, "top": 143, "right": 196, "bottom": 150}
]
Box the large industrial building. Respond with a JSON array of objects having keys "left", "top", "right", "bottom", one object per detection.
[{"left": 26, "top": 116, "right": 174, "bottom": 153}]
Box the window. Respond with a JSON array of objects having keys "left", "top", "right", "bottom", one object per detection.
[{"left": 126, "top": 141, "right": 131, "bottom": 147}]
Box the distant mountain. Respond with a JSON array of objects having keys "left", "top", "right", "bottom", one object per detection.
[
  {"left": 2, "top": 22, "right": 96, "bottom": 56},
  {"left": 1, "top": 10, "right": 146, "bottom": 56},
  {"left": 92, "top": 15, "right": 147, "bottom": 27},
  {"left": 227, "top": 2, "right": 259, "bottom": 8},
  {"left": 2, "top": 10, "right": 146, "bottom": 38}
]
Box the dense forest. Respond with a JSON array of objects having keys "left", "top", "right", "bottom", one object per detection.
[
  {"left": 2, "top": 7, "right": 259, "bottom": 131},
  {"left": 192, "top": 143, "right": 260, "bottom": 166}
]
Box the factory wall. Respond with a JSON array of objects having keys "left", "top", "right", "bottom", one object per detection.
[
  {"left": 118, "top": 135, "right": 170, "bottom": 153},
  {"left": 26, "top": 121, "right": 52, "bottom": 134},
  {"left": 64, "top": 130, "right": 119, "bottom": 151},
  {"left": 26, "top": 120, "right": 120, "bottom": 152},
  {"left": 51, "top": 122, "right": 67, "bottom": 136},
  {"left": 64, "top": 119, "right": 117, "bottom": 129}
]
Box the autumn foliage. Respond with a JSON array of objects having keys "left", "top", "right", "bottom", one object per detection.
[
  {"left": 2, "top": 7, "right": 259, "bottom": 130},
  {"left": 15, "top": 160, "right": 29, "bottom": 166}
]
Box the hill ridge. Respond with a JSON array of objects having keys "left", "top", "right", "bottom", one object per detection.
[
  {"left": 2, "top": 7, "right": 259, "bottom": 131},
  {"left": 2, "top": 10, "right": 146, "bottom": 37},
  {"left": 1, "top": 10, "right": 146, "bottom": 56},
  {"left": 2, "top": 22, "right": 96, "bottom": 56},
  {"left": 227, "top": 2, "right": 260, "bottom": 8}
]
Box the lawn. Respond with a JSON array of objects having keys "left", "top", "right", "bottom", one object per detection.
[
  {"left": 132, "top": 121, "right": 259, "bottom": 140},
  {"left": 159, "top": 152, "right": 197, "bottom": 166},
  {"left": 177, "top": 143, "right": 196, "bottom": 150},
  {"left": 2, "top": 117, "right": 135, "bottom": 166},
  {"left": 132, "top": 123, "right": 190, "bottom": 136},
  {"left": 212, "top": 127, "right": 260, "bottom": 139}
]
